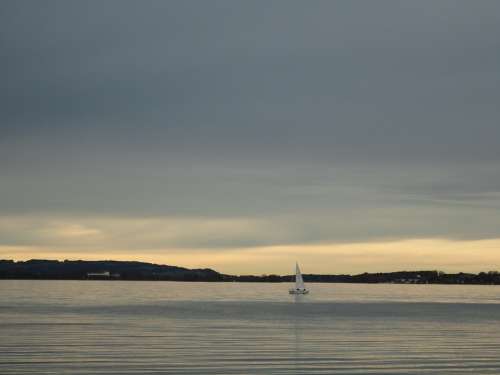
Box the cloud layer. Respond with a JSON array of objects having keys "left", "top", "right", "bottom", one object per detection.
[{"left": 2, "top": 1, "right": 500, "bottom": 271}]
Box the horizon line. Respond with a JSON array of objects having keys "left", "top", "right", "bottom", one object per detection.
[{"left": 3, "top": 258, "right": 498, "bottom": 277}]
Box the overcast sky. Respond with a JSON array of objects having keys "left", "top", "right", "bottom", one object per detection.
[{"left": 2, "top": 1, "right": 500, "bottom": 273}]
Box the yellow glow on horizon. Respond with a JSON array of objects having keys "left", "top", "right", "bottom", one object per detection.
[{"left": 2, "top": 238, "right": 500, "bottom": 275}]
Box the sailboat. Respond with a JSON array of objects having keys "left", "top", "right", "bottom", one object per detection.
[{"left": 289, "top": 262, "right": 309, "bottom": 294}]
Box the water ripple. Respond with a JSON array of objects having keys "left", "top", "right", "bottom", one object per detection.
[{"left": 1, "top": 281, "right": 500, "bottom": 374}]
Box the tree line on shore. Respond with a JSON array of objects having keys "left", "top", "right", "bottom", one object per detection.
[{"left": 1, "top": 259, "right": 500, "bottom": 284}]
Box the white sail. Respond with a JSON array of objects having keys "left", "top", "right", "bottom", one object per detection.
[
  {"left": 289, "top": 262, "right": 309, "bottom": 294},
  {"left": 295, "top": 262, "right": 305, "bottom": 290}
]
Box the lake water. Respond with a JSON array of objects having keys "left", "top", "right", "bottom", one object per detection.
[{"left": 1, "top": 281, "right": 500, "bottom": 374}]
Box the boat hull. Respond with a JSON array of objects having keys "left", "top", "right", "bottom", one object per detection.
[{"left": 289, "top": 289, "right": 309, "bottom": 295}]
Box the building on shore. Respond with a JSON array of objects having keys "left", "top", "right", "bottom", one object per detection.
[{"left": 86, "top": 271, "right": 120, "bottom": 280}]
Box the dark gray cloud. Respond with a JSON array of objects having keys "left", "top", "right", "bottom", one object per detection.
[{"left": 2, "top": 0, "right": 500, "bottom": 245}]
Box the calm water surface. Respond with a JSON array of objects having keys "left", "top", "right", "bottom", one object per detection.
[{"left": 1, "top": 281, "right": 500, "bottom": 374}]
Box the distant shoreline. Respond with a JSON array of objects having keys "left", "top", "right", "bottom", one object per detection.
[{"left": 1, "top": 259, "right": 500, "bottom": 285}]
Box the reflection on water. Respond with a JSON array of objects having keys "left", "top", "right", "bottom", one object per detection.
[{"left": 1, "top": 281, "right": 500, "bottom": 374}]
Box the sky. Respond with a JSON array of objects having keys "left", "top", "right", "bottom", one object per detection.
[{"left": 2, "top": 1, "right": 500, "bottom": 274}]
